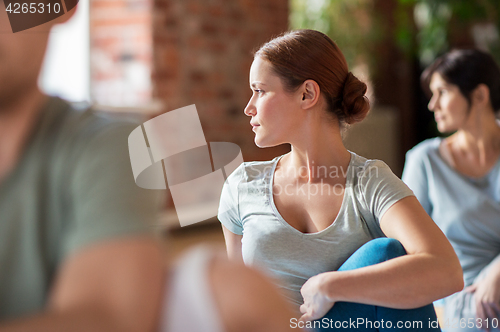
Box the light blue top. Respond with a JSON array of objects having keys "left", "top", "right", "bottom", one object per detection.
[
  {"left": 218, "top": 151, "right": 414, "bottom": 309},
  {"left": 403, "top": 138, "right": 500, "bottom": 329},
  {"left": 403, "top": 137, "right": 500, "bottom": 287}
]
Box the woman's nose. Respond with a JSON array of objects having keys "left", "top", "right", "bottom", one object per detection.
[
  {"left": 428, "top": 96, "right": 437, "bottom": 112},
  {"left": 244, "top": 99, "right": 256, "bottom": 117}
]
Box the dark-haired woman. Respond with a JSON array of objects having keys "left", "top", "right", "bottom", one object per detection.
[
  {"left": 403, "top": 49, "right": 500, "bottom": 332},
  {"left": 219, "top": 29, "right": 462, "bottom": 331}
]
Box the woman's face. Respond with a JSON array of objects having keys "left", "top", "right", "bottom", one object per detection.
[
  {"left": 428, "top": 72, "right": 470, "bottom": 133},
  {"left": 244, "top": 56, "right": 302, "bottom": 148}
]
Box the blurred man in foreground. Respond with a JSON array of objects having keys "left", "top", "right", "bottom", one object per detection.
[
  {"left": 0, "top": 4, "right": 166, "bottom": 331},
  {"left": 0, "top": 3, "right": 297, "bottom": 332}
]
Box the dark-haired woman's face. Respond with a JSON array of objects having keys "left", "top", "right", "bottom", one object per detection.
[
  {"left": 428, "top": 73, "right": 470, "bottom": 133},
  {"left": 244, "top": 56, "right": 302, "bottom": 148}
]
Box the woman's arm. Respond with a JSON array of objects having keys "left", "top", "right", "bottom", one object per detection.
[
  {"left": 221, "top": 224, "right": 243, "bottom": 262},
  {"left": 300, "top": 196, "right": 463, "bottom": 321}
]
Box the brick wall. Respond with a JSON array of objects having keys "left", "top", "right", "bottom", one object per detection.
[
  {"left": 152, "top": 0, "right": 290, "bottom": 162},
  {"left": 90, "top": 0, "right": 153, "bottom": 107}
]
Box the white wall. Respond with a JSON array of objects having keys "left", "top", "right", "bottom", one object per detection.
[{"left": 38, "top": 1, "right": 90, "bottom": 102}]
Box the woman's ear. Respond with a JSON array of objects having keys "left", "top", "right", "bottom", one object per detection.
[
  {"left": 300, "top": 80, "right": 321, "bottom": 110},
  {"left": 471, "top": 84, "right": 491, "bottom": 109}
]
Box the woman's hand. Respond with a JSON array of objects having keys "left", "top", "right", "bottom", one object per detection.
[
  {"left": 465, "top": 272, "right": 500, "bottom": 330},
  {"left": 299, "top": 272, "right": 335, "bottom": 322}
]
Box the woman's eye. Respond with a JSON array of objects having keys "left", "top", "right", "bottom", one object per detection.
[{"left": 254, "top": 89, "right": 264, "bottom": 95}]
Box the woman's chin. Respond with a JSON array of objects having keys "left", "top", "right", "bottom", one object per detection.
[
  {"left": 254, "top": 136, "right": 280, "bottom": 148},
  {"left": 436, "top": 123, "right": 457, "bottom": 134},
  {"left": 255, "top": 140, "right": 271, "bottom": 148}
]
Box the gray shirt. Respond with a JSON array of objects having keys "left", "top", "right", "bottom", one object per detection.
[
  {"left": 0, "top": 97, "right": 163, "bottom": 319},
  {"left": 218, "top": 151, "right": 413, "bottom": 308}
]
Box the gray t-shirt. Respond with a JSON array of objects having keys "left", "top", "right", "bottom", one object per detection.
[
  {"left": 0, "top": 97, "right": 163, "bottom": 319},
  {"left": 218, "top": 151, "right": 413, "bottom": 308}
]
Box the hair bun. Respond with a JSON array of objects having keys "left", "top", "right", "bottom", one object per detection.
[{"left": 341, "top": 72, "right": 370, "bottom": 124}]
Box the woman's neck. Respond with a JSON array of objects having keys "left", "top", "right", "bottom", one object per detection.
[
  {"left": 282, "top": 114, "right": 351, "bottom": 184},
  {"left": 452, "top": 107, "right": 500, "bottom": 163}
]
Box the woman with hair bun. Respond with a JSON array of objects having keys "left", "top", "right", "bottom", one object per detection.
[
  {"left": 219, "top": 29, "right": 462, "bottom": 331},
  {"left": 403, "top": 49, "right": 500, "bottom": 331}
]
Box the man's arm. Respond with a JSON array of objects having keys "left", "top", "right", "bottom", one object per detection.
[
  {"left": 210, "top": 252, "right": 300, "bottom": 332},
  {"left": 0, "top": 236, "right": 165, "bottom": 332}
]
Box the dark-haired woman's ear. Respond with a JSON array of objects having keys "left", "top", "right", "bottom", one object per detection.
[
  {"left": 300, "top": 80, "right": 321, "bottom": 110},
  {"left": 471, "top": 84, "right": 492, "bottom": 111}
]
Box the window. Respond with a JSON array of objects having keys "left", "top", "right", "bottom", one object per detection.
[{"left": 39, "top": 0, "right": 90, "bottom": 103}]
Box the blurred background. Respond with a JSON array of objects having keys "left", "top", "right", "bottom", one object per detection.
[{"left": 40, "top": 0, "right": 500, "bottom": 238}]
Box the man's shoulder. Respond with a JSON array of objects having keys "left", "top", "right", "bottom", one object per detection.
[
  {"left": 45, "top": 98, "right": 141, "bottom": 143},
  {"left": 38, "top": 97, "right": 145, "bottom": 164},
  {"left": 36, "top": 97, "right": 146, "bottom": 195}
]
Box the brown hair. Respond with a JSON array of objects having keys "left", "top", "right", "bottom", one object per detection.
[
  {"left": 421, "top": 49, "right": 500, "bottom": 112},
  {"left": 255, "top": 29, "right": 370, "bottom": 125}
]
